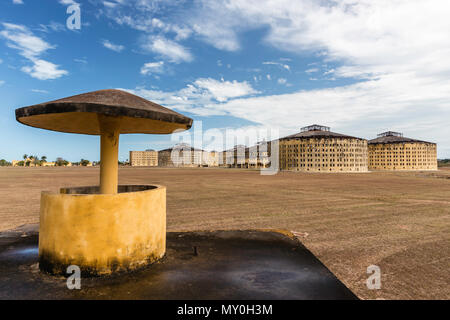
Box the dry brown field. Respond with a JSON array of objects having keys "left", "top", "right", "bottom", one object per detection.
[{"left": 0, "top": 166, "right": 449, "bottom": 300}]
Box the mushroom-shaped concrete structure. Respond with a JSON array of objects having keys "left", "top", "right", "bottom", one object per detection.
[
  {"left": 16, "top": 89, "right": 192, "bottom": 194},
  {"left": 15, "top": 89, "right": 193, "bottom": 275}
]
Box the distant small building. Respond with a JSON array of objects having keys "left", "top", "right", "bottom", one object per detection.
[
  {"left": 158, "top": 144, "right": 203, "bottom": 167},
  {"left": 12, "top": 159, "right": 69, "bottom": 167},
  {"left": 129, "top": 150, "right": 158, "bottom": 167},
  {"left": 158, "top": 144, "right": 221, "bottom": 167},
  {"left": 219, "top": 145, "right": 248, "bottom": 168},
  {"left": 12, "top": 160, "right": 23, "bottom": 167},
  {"left": 12, "top": 158, "right": 38, "bottom": 167},
  {"left": 368, "top": 131, "right": 437, "bottom": 171},
  {"left": 248, "top": 141, "right": 271, "bottom": 168},
  {"left": 204, "top": 151, "right": 219, "bottom": 167}
]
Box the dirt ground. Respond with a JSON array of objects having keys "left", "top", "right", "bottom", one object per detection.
[{"left": 0, "top": 166, "right": 449, "bottom": 300}]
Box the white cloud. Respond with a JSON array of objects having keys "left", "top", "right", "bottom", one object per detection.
[
  {"left": 12, "top": 0, "right": 24, "bottom": 4},
  {"left": 172, "top": 25, "right": 192, "bottom": 41},
  {"left": 0, "top": 80, "right": 4, "bottom": 86},
  {"left": 263, "top": 61, "right": 290, "bottom": 71},
  {"left": 38, "top": 22, "right": 66, "bottom": 33},
  {"left": 0, "top": 23, "right": 68, "bottom": 80},
  {"left": 140, "top": 61, "right": 164, "bottom": 75},
  {"left": 305, "top": 68, "right": 318, "bottom": 74},
  {"left": 74, "top": 58, "right": 87, "bottom": 64},
  {"left": 277, "top": 78, "right": 287, "bottom": 84},
  {"left": 101, "top": 39, "right": 125, "bottom": 52},
  {"left": 190, "top": 0, "right": 450, "bottom": 81},
  {"left": 59, "top": 0, "right": 78, "bottom": 5},
  {"left": 21, "top": 59, "right": 68, "bottom": 80},
  {"left": 194, "top": 78, "right": 258, "bottom": 102},
  {"left": 1, "top": 23, "right": 54, "bottom": 59},
  {"left": 142, "top": 36, "right": 192, "bottom": 63},
  {"left": 120, "top": 77, "right": 259, "bottom": 116},
  {"left": 103, "top": 1, "right": 119, "bottom": 8},
  {"left": 191, "top": 23, "right": 239, "bottom": 51},
  {"left": 31, "top": 89, "right": 49, "bottom": 93},
  {"left": 0, "top": 58, "right": 2, "bottom": 64},
  {"left": 108, "top": 5, "right": 192, "bottom": 41}
]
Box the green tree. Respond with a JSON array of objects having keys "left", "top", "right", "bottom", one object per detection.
[
  {"left": 0, "top": 159, "right": 11, "bottom": 166},
  {"left": 31, "top": 155, "right": 40, "bottom": 166},
  {"left": 55, "top": 158, "right": 69, "bottom": 166},
  {"left": 80, "top": 159, "right": 90, "bottom": 166}
]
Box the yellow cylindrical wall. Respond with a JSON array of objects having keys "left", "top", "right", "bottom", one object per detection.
[
  {"left": 279, "top": 137, "right": 368, "bottom": 172},
  {"left": 368, "top": 142, "right": 437, "bottom": 171},
  {"left": 39, "top": 185, "right": 166, "bottom": 276}
]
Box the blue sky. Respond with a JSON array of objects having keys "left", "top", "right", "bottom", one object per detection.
[{"left": 1, "top": 0, "right": 449, "bottom": 162}]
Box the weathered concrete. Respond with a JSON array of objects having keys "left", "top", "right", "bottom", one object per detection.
[
  {"left": 39, "top": 185, "right": 166, "bottom": 276},
  {"left": 0, "top": 226, "right": 357, "bottom": 300},
  {"left": 98, "top": 114, "right": 121, "bottom": 194},
  {"left": 15, "top": 89, "right": 193, "bottom": 135},
  {"left": 14, "top": 89, "right": 192, "bottom": 277}
]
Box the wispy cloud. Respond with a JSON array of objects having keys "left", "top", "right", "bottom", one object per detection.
[
  {"left": 140, "top": 61, "right": 164, "bottom": 75},
  {"left": 0, "top": 23, "right": 68, "bottom": 80},
  {"left": 305, "top": 68, "right": 318, "bottom": 74},
  {"left": 103, "top": 1, "right": 121, "bottom": 8},
  {"left": 38, "top": 21, "right": 66, "bottom": 33},
  {"left": 31, "top": 89, "right": 49, "bottom": 93},
  {"left": 101, "top": 39, "right": 125, "bottom": 52},
  {"left": 12, "top": 0, "right": 24, "bottom": 4},
  {"left": 121, "top": 77, "right": 259, "bottom": 116},
  {"left": 21, "top": 59, "right": 68, "bottom": 80},
  {"left": 0, "top": 80, "right": 5, "bottom": 86},
  {"left": 74, "top": 58, "right": 87, "bottom": 64},
  {"left": 194, "top": 78, "right": 259, "bottom": 102},
  {"left": 102, "top": 0, "right": 192, "bottom": 41},
  {"left": 1, "top": 23, "right": 54, "bottom": 58},
  {"left": 59, "top": 0, "right": 79, "bottom": 5},
  {"left": 142, "top": 35, "right": 192, "bottom": 63},
  {"left": 263, "top": 61, "right": 290, "bottom": 71}
]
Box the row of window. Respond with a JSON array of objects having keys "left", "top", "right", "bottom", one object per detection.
[{"left": 284, "top": 163, "right": 366, "bottom": 168}]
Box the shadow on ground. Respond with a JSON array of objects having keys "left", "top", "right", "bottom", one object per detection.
[{"left": 0, "top": 225, "right": 357, "bottom": 300}]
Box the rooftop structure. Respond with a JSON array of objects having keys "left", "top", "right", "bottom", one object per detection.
[
  {"left": 282, "top": 125, "right": 363, "bottom": 140},
  {"left": 377, "top": 131, "right": 403, "bottom": 138},
  {"left": 369, "top": 132, "right": 435, "bottom": 145},
  {"left": 301, "top": 124, "right": 330, "bottom": 132}
]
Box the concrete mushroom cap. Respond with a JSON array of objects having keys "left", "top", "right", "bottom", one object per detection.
[{"left": 15, "top": 89, "right": 193, "bottom": 135}]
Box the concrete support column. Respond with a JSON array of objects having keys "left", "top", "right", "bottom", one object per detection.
[{"left": 98, "top": 114, "right": 121, "bottom": 194}]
